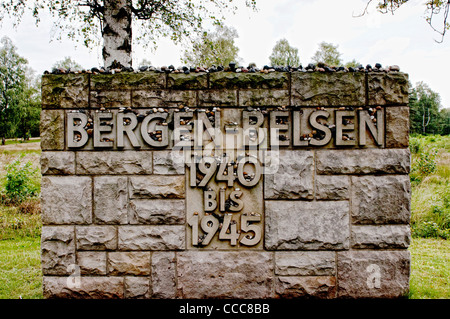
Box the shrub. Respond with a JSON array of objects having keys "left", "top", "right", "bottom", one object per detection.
[{"left": 3, "top": 155, "right": 39, "bottom": 204}]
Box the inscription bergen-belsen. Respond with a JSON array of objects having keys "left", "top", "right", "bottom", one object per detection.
[{"left": 67, "top": 106, "right": 384, "bottom": 249}]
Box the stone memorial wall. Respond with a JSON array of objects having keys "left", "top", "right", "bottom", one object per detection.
[{"left": 40, "top": 70, "right": 411, "bottom": 298}]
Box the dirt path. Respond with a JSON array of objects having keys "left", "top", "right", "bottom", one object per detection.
[{"left": 0, "top": 142, "right": 41, "bottom": 151}]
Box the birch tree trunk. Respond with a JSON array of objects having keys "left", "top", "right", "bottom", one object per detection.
[{"left": 103, "top": 0, "right": 132, "bottom": 68}]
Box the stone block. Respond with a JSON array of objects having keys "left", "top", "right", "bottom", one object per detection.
[
  {"left": 198, "top": 89, "right": 237, "bottom": 107},
  {"left": 91, "top": 72, "right": 165, "bottom": 90},
  {"left": 351, "top": 175, "right": 411, "bottom": 224},
  {"left": 93, "top": 176, "right": 128, "bottom": 224},
  {"left": 129, "top": 199, "right": 185, "bottom": 225},
  {"left": 265, "top": 201, "right": 349, "bottom": 250},
  {"left": 386, "top": 106, "right": 409, "bottom": 147},
  {"left": 43, "top": 276, "right": 124, "bottom": 299},
  {"left": 132, "top": 90, "right": 197, "bottom": 108},
  {"left": 151, "top": 252, "right": 177, "bottom": 298},
  {"left": 124, "top": 277, "right": 151, "bottom": 299},
  {"left": 118, "top": 225, "right": 185, "bottom": 250},
  {"left": 275, "top": 251, "right": 336, "bottom": 276},
  {"left": 316, "top": 175, "right": 350, "bottom": 200},
  {"left": 176, "top": 251, "right": 273, "bottom": 298},
  {"left": 41, "top": 151, "right": 75, "bottom": 175},
  {"left": 239, "top": 89, "right": 289, "bottom": 107},
  {"left": 41, "top": 226, "right": 75, "bottom": 275},
  {"left": 209, "top": 72, "right": 288, "bottom": 89},
  {"left": 90, "top": 90, "right": 131, "bottom": 109},
  {"left": 275, "top": 276, "right": 336, "bottom": 299},
  {"left": 153, "top": 151, "right": 185, "bottom": 174},
  {"left": 316, "top": 149, "right": 411, "bottom": 175},
  {"left": 108, "top": 252, "right": 151, "bottom": 275},
  {"left": 77, "top": 151, "right": 152, "bottom": 175},
  {"left": 367, "top": 72, "right": 409, "bottom": 105},
  {"left": 76, "top": 226, "right": 117, "bottom": 250},
  {"left": 167, "top": 72, "right": 208, "bottom": 89},
  {"left": 41, "top": 176, "right": 92, "bottom": 225},
  {"left": 337, "top": 250, "right": 410, "bottom": 298},
  {"left": 41, "top": 74, "right": 89, "bottom": 108},
  {"left": 77, "top": 251, "right": 107, "bottom": 275},
  {"left": 264, "top": 150, "right": 314, "bottom": 199},
  {"left": 351, "top": 225, "right": 411, "bottom": 249},
  {"left": 40, "top": 110, "right": 65, "bottom": 150},
  {"left": 129, "top": 175, "right": 185, "bottom": 199},
  {"left": 291, "top": 72, "right": 365, "bottom": 106}
]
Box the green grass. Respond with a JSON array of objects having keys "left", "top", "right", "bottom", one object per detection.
[
  {"left": 409, "top": 238, "right": 450, "bottom": 299},
  {"left": 3, "top": 139, "right": 41, "bottom": 145}
]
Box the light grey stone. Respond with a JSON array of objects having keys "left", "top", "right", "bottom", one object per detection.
[
  {"left": 129, "top": 175, "right": 185, "bottom": 199},
  {"left": 129, "top": 199, "right": 185, "bottom": 224},
  {"left": 124, "top": 277, "right": 151, "bottom": 299},
  {"left": 275, "top": 276, "right": 336, "bottom": 299},
  {"left": 41, "top": 152, "right": 75, "bottom": 175},
  {"left": 77, "top": 151, "right": 152, "bottom": 174},
  {"left": 108, "top": 252, "right": 151, "bottom": 276},
  {"left": 151, "top": 252, "right": 177, "bottom": 299},
  {"left": 351, "top": 225, "right": 411, "bottom": 249},
  {"left": 153, "top": 151, "right": 185, "bottom": 174},
  {"left": 316, "top": 175, "right": 350, "bottom": 200},
  {"left": 94, "top": 176, "right": 128, "bottom": 224},
  {"left": 41, "top": 74, "right": 89, "bottom": 108},
  {"left": 43, "top": 276, "right": 124, "bottom": 299},
  {"left": 351, "top": 175, "right": 411, "bottom": 225},
  {"left": 198, "top": 89, "right": 237, "bottom": 107},
  {"left": 386, "top": 106, "right": 409, "bottom": 148},
  {"left": 264, "top": 150, "right": 314, "bottom": 199},
  {"left": 367, "top": 72, "right": 409, "bottom": 105},
  {"left": 41, "top": 226, "right": 75, "bottom": 275},
  {"left": 41, "top": 176, "right": 92, "bottom": 225},
  {"left": 275, "top": 251, "right": 336, "bottom": 276},
  {"left": 316, "top": 149, "right": 411, "bottom": 174},
  {"left": 118, "top": 225, "right": 185, "bottom": 250},
  {"left": 177, "top": 251, "right": 273, "bottom": 298},
  {"left": 40, "top": 110, "right": 65, "bottom": 151},
  {"left": 337, "top": 250, "right": 410, "bottom": 298},
  {"left": 90, "top": 90, "right": 131, "bottom": 108},
  {"left": 77, "top": 251, "right": 107, "bottom": 275},
  {"left": 76, "top": 226, "right": 117, "bottom": 250},
  {"left": 239, "top": 89, "right": 289, "bottom": 107},
  {"left": 265, "top": 200, "right": 349, "bottom": 250}
]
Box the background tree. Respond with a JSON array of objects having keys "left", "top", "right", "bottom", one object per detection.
[
  {"left": 268, "top": 38, "right": 300, "bottom": 66},
  {"left": 52, "top": 56, "right": 83, "bottom": 71},
  {"left": 311, "top": 42, "right": 343, "bottom": 66},
  {"left": 344, "top": 59, "right": 361, "bottom": 68},
  {"left": 181, "top": 25, "right": 240, "bottom": 67},
  {"left": 0, "top": 0, "right": 257, "bottom": 68}
]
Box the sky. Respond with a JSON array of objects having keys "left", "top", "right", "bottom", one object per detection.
[{"left": 1, "top": 0, "right": 449, "bottom": 108}]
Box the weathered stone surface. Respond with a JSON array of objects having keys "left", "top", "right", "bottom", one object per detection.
[
  {"left": 132, "top": 89, "right": 196, "bottom": 108},
  {"left": 43, "top": 276, "right": 124, "bottom": 299},
  {"left": 90, "top": 90, "right": 131, "bottom": 108},
  {"left": 177, "top": 251, "right": 273, "bottom": 298},
  {"left": 275, "top": 251, "right": 336, "bottom": 276},
  {"left": 41, "top": 226, "right": 75, "bottom": 275},
  {"left": 337, "top": 250, "right": 410, "bottom": 298},
  {"left": 275, "top": 276, "right": 336, "bottom": 299},
  {"left": 41, "top": 176, "right": 92, "bottom": 224},
  {"left": 167, "top": 72, "right": 208, "bottom": 89},
  {"left": 316, "top": 149, "right": 411, "bottom": 174},
  {"left": 264, "top": 150, "right": 314, "bottom": 199},
  {"left": 77, "top": 151, "right": 152, "bottom": 175},
  {"left": 367, "top": 72, "right": 409, "bottom": 105},
  {"left": 239, "top": 89, "right": 289, "bottom": 107},
  {"left": 209, "top": 72, "right": 288, "bottom": 89},
  {"left": 93, "top": 176, "right": 128, "bottom": 224},
  {"left": 198, "top": 89, "right": 237, "bottom": 107},
  {"left": 76, "top": 226, "right": 117, "bottom": 250},
  {"left": 315, "top": 175, "right": 350, "bottom": 200},
  {"left": 129, "top": 175, "right": 185, "bottom": 199},
  {"left": 152, "top": 252, "right": 177, "bottom": 298},
  {"left": 41, "top": 74, "right": 89, "bottom": 108},
  {"left": 91, "top": 72, "right": 165, "bottom": 90},
  {"left": 386, "top": 106, "right": 409, "bottom": 148},
  {"left": 77, "top": 251, "right": 107, "bottom": 275},
  {"left": 124, "top": 277, "right": 151, "bottom": 299},
  {"left": 40, "top": 110, "right": 65, "bottom": 150},
  {"left": 265, "top": 201, "right": 349, "bottom": 250},
  {"left": 108, "top": 252, "right": 151, "bottom": 275},
  {"left": 129, "top": 199, "right": 185, "bottom": 225},
  {"left": 352, "top": 175, "right": 411, "bottom": 225},
  {"left": 41, "top": 151, "right": 75, "bottom": 175},
  {"left": 153, "top": 151, "right": 185, "bottom": 174},
  {"left": 118, "top": 225, "right": 185, "bottom": 250},
  {"left": 351, "top": 225, "right": 411, "bottom": 249},
  {"left": 292, "top": 72, "right": 365, "bottom": 106}
]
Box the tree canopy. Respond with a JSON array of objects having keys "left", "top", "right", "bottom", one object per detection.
[
  {"left": 311, "top": 42, "right": 343, "bottom": 66},
  {"left": 268, "top": 39, "right": 300, "bottom": 67}
]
